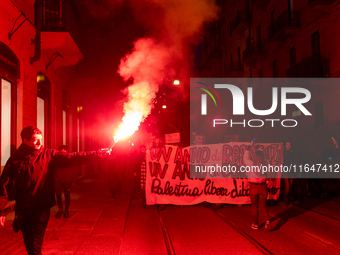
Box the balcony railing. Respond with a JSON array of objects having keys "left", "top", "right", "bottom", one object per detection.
[
  {"left": 286, "top": 56, "right": 330, "bottom": 77},
  {"left": 42, "top": 0, "right": 67, "bottom": 31},
  {"left": 267, "top": 10, "right": 300, "bottom": 41},
  {"left": 309, "top": 0, "right": 337, "bottom": 6},
  {"left": 231, "top": 11, "right": 249, "bottom": 35},
  {"left": 242, "top": 41, "right": 266, "bottom": 63},
  {"left": 224, "top": 61, "right": 244, "bottom": 77},
  {"left": 39, "top": 0, "right": 83, "bottom": 68}
]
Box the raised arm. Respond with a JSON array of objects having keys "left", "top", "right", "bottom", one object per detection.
[{"left": 50, "top": 148, "right": 111, "bottom": 169}]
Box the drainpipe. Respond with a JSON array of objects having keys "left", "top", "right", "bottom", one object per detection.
[{"left": 30, "top": 0, "right": 42, "bottom": 64}]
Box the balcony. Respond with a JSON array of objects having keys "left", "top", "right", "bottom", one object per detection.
[
  {"left": 309, "top": 0, "right": 337, "bottom": 6},
  {"left": 267, "top": 10, "right": 300, "bottom": 42},
  {"left": 286, "top": 56, "right": 330, "bottom": 77},
  {"left": 242, "top": 41, "right": 267, "bottom": 68},
  {"left": 231, "top": 11, "right": 250, "bottom": 36},
  {"left": 224, "top": 61, "right": 244, "bottom": 77},
  {"left": 40, "top": 0, "right": 83, "bottom": 68}
]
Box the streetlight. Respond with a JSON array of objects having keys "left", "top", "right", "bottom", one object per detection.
[{"left": 173, "top": 80, "right": 180, "bottom": 85}]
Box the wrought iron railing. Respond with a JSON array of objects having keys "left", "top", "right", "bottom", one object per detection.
[
  {"left": 42, "top": 0, "right": 67, "bottom": 31},
  {"left": 231, "top": 11, "right": 249, "bottom": 33},
  {"left": 242, "top": 41, "right": 266, "bottom": 62},
  {"left": 267, "top": 10, "right": 300, "bottom": 40},
  {"left": 224, "top": 61, "right": 244, "bottom": 76},
  {"left": 286, "top": 56, "right": 330, "bottom": 77}
]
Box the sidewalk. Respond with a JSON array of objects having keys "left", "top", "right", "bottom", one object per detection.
[{"left": 0, "top": 170, "right": 136, "bottom": 255}]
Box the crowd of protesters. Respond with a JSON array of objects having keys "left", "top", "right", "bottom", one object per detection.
[
  {"left": 0, "top": 126, "right": 338, "bottom": 254},
  {"left": 242, "top": 137, "right": 340, "bottom": 231}
]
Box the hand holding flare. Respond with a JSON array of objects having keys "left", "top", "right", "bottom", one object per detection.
[
  {"left": 109, "top": 137, "right": 119, "bottom": 150},
  {"left": 110, "top": 109, "right": 144, "bottom": 150}
]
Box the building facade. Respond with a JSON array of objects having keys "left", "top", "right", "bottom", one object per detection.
[
  {"left": 0, "top": 0, "right": 89, "bottom": 173},
  {"left": 201, "top": 0, "right": 340, "bottom": 157}
]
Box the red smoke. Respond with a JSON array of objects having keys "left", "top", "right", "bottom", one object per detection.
[{"left": 115, "top": 0, "right": 218, "bottom": 140}]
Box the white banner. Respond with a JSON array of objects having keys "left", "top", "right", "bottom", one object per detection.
[{"left": 146, "top": 143, "right": 283, "bottom": 205}]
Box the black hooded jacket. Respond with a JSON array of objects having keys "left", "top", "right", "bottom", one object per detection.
[{"left": 0, "top": 144, "right": 99, "bottom": 212}]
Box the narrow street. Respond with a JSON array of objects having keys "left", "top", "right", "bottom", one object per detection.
[{"left": 0, "top": 170, "right": 339, "bottom": 255}]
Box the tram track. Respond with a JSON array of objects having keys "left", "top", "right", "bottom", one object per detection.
[
  {"left": 209, "top": 205, "right": 275, "bottom": 255},
  {"left": 208, "top": 199, "right": 340, "bottom": 254},
  {"left": 154, "top": 197, "right": 340, "bottom": 255},
  {"left": 156, "top": 203, "right": 275, "bottom": 255},
  {"left": 157, "top": 205, "right": 176, "bottom": 255},
  {"left": 155, "top": 201, "right": 340, "bottom": 255}
]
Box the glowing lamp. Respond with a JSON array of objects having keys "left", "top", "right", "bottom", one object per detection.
[
  {"left": 37, "top": 74, "right": 45, "bottom": 83},
  {"left": 173, "top": 80, "right": 180, "bottom": 85}
]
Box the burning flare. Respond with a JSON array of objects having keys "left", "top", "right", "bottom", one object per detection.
[
  {"left": 111, "top": 0, "right": 218, "bottom": 148},
  {"left": 111, "top": 81, "right": 156, "bottom": 147}
]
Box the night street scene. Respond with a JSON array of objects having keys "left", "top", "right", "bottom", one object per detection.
[{"left": 1, "top": 0, "right": 340, "bottom": 254}]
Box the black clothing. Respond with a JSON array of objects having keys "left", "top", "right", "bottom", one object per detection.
[
  {"left": 55, "top": 181, "right": 72, "bottom": 210},
  {"left": 108, "top": 154, "right": 126, "bottom": 197},
  {"left": 282, "top": 149, "right": 298, "bottom": 203},
  {"left": 283, "top": 149, "right": 297, "bottom": 178},
  {"left": 21, "top": 207, "right": 50, "bottom": 255},
  {"left": 0, "top": 143, "right": 100, "bottom": 254}
]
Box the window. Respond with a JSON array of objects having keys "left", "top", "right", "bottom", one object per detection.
[
  {"left": 0, "top": 43, "right": 18, "bottom": 172},
  {"left": 257, "top": 25, "right": 262, "bottom": 53},
  {"left": 288, "top": 0, "right": 293, "bottom": 25},
  {"left": 62, "top": 90, "right": 70, "bottom": 146},
  {"left": 76, "top": 104, "right": 83, "bottom": 152},
  {"left": 238, "top": 47, "right": 241, "bottom": 69},
  {"left": 37, "top": 97, "right": 45, "bottom": 143},
  {"left": 290, "top": 47, "right": 296, "bottom": 67},
  {"left": 312, "top": 31, "right": 320, "bottom": 57},
  {"left": 63, "top": 110, "right": 67, "bottom": 145},
  {"left": 273, "top": 59, "right": 278, "bottom": 77},
  {"left": 37, "top": 72, "right": 51, "bottom": 147},
  {"left": 77, "top": 118, "right": 80, "bottom": 152},
  {"left": 1, "top": 79, "right": 11, "bottom": 169},
  {"left": 271, "top": 10, "right": 275, "bottom": 24}
]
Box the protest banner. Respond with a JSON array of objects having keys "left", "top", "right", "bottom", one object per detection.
[{"left": 145, "top": 142, "right": 283, "bottom": 205}]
